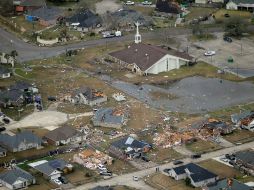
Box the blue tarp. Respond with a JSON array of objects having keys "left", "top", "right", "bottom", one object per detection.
[{"left": 25, "top": 15, "right": 36, "bottom": 22}]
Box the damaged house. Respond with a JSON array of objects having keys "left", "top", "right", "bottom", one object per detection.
[
  {"left": 66, "top": 9, "right": 102, "bottom": 32},
  {"left": 109, "top": 136, "right": 151, "bottom": 159},
  {"left": 73, "top": 148, "right": 113, "bottom": 170},
  {"left": 68, "top": 87, "right": 107, "bottom": 106},
  {"left": 92, "top": 107, "right": 128, "bottom": 129},
  {"left": 231, "top": 111, "right": 254, "bottom": 131}
]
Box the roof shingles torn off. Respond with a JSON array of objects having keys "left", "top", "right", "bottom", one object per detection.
[{"left": 109, "top": 43, "right": 192, "bottom": 71}]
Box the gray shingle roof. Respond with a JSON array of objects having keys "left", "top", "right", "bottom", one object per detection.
[
  {"left": 44, "top": 125, "right": 82, "bottom": 142},
  {"left": 0, "top": 66, "right": 11, "bottom": 75},
  {"left": 111, "top": 136, "right": 150, "bottom": 150},
  {"left": 0, "top": 131, "right": 41, "bottom": 151},
  {"left": 93, "top": 108, "right": 124, "bottom": 125},
  {"left": 109, "top": 43, "right": 192, "bottom": 71},
  {"left": 27, "top": 6, "right": 63, "bottom": 21},
  {"left": 66, "top": 9, "right": 101, "bottom": 28},
  {"left": 10, "top": 81, "right": 32, "bottom": 91},
  {"left": 208, "top": 179, "right": 251, "bottom": 190},
  {"left": 173, "top": 163, "right": 217, "bottom": 183},
  {"left": 33, "top": 159, "right": 67, "bottom": 176},
  {"left": 0, "top": 168, "right": 34, "bottom": 185},
  {"left": 235, "top": 150, "right": 254, "bottom": 166},
  {"left": 0, "top": 89, "right": 23, "bottom": 102}
]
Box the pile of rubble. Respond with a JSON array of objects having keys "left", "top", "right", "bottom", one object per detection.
[
  {"left": 153, "top": 130, "right": 194, "bottom": 148},
  {"left": 73, "top": 148, "right": 113, "bottom": 170}
]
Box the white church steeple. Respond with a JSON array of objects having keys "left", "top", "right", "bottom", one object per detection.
[{"left": 135, "top": 22, "right": 141, "bottom": 44}]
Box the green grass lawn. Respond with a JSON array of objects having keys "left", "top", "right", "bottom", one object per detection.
[
  {"left": 223, "top": 129, "right": 254, "bottom": 144},
  {"left": 214, "top": 9, "right": 252, "bottom": 23},
  {"left": 148, "top": 148, "right": 183, "bottom": 164},
  {"left": 184, "top": 7, "right": 216, "bottom": 21},
  {"left": 186, "top": 139, "right": 222, "bottom": 154},
  {"left": 199, "top": 159, "right": 254, "bottom": 183}
]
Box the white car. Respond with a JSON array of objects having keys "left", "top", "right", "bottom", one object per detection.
[
  {"left": 142, "top": 1, "right": 152, "bottom": 5},
  {"left": 133, "top": 176, "right": 139, "bottom": 181},
  {"left": 97, "top": 164, "right": 106, "bottom": 170},
  {"left": 53, "top": 179, "right": 62, "bottom": 185},
  {"left": 204, "top": 51, "right": 216, "bottom": 56},
  {"left": 125, "top": 1, "right": 135, "bottom": 5}
]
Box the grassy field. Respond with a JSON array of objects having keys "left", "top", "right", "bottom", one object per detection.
[
  {"left": 145, "top": 173, "right": 196, "bottom": 190},
  {"left": 223, "top": 129, "right": 254, "bottom": 144},
  {"left": 148, "top": 148, "right": 183, "bottom": 164},
  {"left": 199, "top": 159, "right": 254, "bottom": 183},
  {"left": 184, "top": 7, "right": 216, "bottom": 21},
  {"left": 186, "top": 139, "right": 222, "bottom": 154},
  {"left": 107, "top": 159, "right": 137, "bottom": 175},
  {"left": 214, "top": 9, "right": 252, "bottom": 23}
]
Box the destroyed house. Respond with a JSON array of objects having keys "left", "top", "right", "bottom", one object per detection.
[
  {"left": 109, "top": 136, "right": 151, "bottom": 159},
  {"left": 239, "top": 114, "right": 254, "bottom": 131},
  {"left": 167, "top": 163, "right": 218, "bottom": 187},
  {"left": 92, "top": 108, "right": 127, "bottom": 129},
  {"left": 204, "top": 121, "right": 233, "bottom": 135},
  {"left": 70, "top": 87, "right": 107, "bottom": 106},
  {"left": 208, "top": 178, "right": 252, "bottom": 190},
  {"left": 231, "top": 111, "right": 254, "bottom": 124}
]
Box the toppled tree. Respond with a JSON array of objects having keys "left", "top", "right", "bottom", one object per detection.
[{"left": 224, "top": 17, "right": 247, "bottom": 38}]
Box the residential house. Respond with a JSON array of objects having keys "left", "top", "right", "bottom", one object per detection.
[
  {"left": 109, "top": 136, "right": 151, "bottom": 159},
  {"left": 44, "top": 125, "right": 86, "bottom": 146},
  {"left": 208, "top": 178, "right": 252, "bottom": 190},
  {"left": 203, "top": 120, "right": 233, "bottom": 135},
  {"left": 108, "top": 24, "right": 192, "bottom": 75},
  {"left": 92, "top": 107, "right": 128, "bottom": 129},
  {"left": 73, "top": 148, "right": 113, "bottom": 170},
  {"left": 0, "top": 66, "right": 11, "bottom": 79},
  {"left": 167, "top": 163, "right": 218, "bottom": 187},
  {"left": 10, "top": 81, "right": 38, "bottom": 94},
  {"left": 14, "top": 0, "right": 46, "bottom": 12},
  {"left": 226, "top": 0, "right": 254, "bottom": 11},
  {"left": 0, "top": 168, "right": 36, "bottom": 190},
  {"left": 235, "top": 150, "right": 254, "bottom": 174},
  {"left": 66, "top": 9, "right": 101, "bottom": 32},
  {"left": 239, "top": 114, "right": 254, "bottom": 131},
  {"left": 25, "top": 6, "right": 64, "bottom": 26},
  {"left": 29, "top": 159, "right": 72, "bottom": 180},
  {"left": 69, "top": 87, "right": 107, "bottom": 106},
  {"left": 0, "top": 89, "right": 24, "bottom": 107},
  {"left": 231, "top": 111, "right": 254, "bottom": 125},
  {"left": 0, "top": 146, "right": 7, "bottom": 157},
  {"left": 0, "top": 131, "right": 42, "bottom": 152}
]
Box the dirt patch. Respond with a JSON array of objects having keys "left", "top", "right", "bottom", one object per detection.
[{"left": 96, "top": 0, "right": 122, "bottom": 15}]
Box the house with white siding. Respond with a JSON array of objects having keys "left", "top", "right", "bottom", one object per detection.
[
  {"left": 166, "top": 163, "right": 218, "bottom": 187},
  {"left": 0, "top": 168, "right": 36, "bottom": 190},
  {"left": 226, "top": 0, "right": 254, "bottom": 11}
]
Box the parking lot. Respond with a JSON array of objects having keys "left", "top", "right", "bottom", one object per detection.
[{"left": 188, "top": 33, "right": 254, "bottom": 78}]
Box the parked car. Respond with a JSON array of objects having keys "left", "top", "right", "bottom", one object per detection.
[
  {"left": 191, "top": 154, "right": 201, "bottom": 159},
  {"left": 142, "top": 1, "right": 152, "bottom": 5},
  {"left": 125, "top": 1, "right": 134, "bottom": 5},
  {"left": 100, "top": 171, "right": 112, "bottom": 176},
  {"left": 223, "top": 36, "right": 232, "bottom": 43},
  {"left": 2, "top": 118, "right": 10, "bottom": 124},
  {"left": 204, "top": 51, "right": 216, "bottom": 56},
  {"left": 48, "top": 96, "right": 57, "bottom": 101},
  {"left": 173, "top": 160, "right": 184, "bottom": 165},
  {"left": 98, "top": 164, "right": 106, "bottom": 170},
  {"left": 229, "top": 160, "right": 235, "bottom": 165},
  {"left": 133, "top": 176, "right": 139, "bottom": 181},
  {"left": 53, "top": 179, "right": 62, "bottom": 185},
  {"left": 58, "top": 176, "right": 68, "bottom": 184}
]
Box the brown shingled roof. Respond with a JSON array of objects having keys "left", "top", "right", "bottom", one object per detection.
[
  {"left": 44, "top": 126, "right": 81, "bottom": 142},
  {"left": 109, "top": 43, "right": 192, "bottom": 71}
]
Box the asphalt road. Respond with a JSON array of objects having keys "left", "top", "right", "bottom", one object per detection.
[
  {"left": 73, "top": 141, "right": 254, "bottom": 190},
  {"left": 0, "top": 26, "right": 223, "bottom": 62}
]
